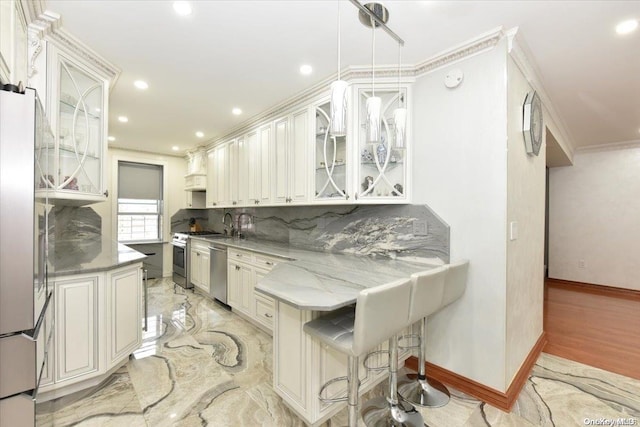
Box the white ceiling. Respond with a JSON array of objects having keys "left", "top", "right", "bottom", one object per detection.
[{"left": 45, "top": 0, "right": 640, "bottom": 157}]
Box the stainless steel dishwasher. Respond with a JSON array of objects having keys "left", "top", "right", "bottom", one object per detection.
[{"left": 209, "top": 244, "right": 228, "bottom": 304}]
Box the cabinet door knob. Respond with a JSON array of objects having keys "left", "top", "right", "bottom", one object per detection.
[
  {"left": 265, "top": 313, "right": 273, "bottom": 318},
  {"left": 103, "top": 190, "right": 109, "bottom": 197}
]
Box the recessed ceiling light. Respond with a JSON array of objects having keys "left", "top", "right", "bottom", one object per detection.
[
  {"left": 107, "top": 136, "right": 115, "bottom": 142},
  {"left": 172, "top": 146, "right": 180, "bottom": 151},
  {"left": 299, "top": 64, "right": 313, "bottom": 75},
  {"left": 616, "top": 19, "right": 638, "bottom": 35},
  {"left": 134, "top": 80, "right": 149, "bottom": 90},
  {"left": 173, "top": 1, "right": 192, "bottom": 16},
  {"left": 195, "top": 131, "right": 204, "bottom": 138},
  {"left": 232, "top": 108, "right": 242, "bottom": 115},
  {"left": 118, "top": 116, "right": 128, "bottom": 123}
]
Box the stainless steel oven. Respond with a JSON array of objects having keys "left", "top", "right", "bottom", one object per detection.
[{"left": 171, "top": 233, "right": 189, "bottom": 289}]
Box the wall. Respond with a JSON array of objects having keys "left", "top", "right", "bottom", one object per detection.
[
  {"left": 411, "top": 39, "right": 509, "bottom": 391},
  {"left": 92, "top": 147, "right": 187, "bottom": 277},
  {"left": 549, "top": 146, "right": 640, "bottom": 290},
  {"left": 504, "top": 57, "right": 546, "bottom": 385}
]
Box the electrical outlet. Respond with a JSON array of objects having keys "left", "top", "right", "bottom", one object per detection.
[
  {"left": 578, "top": 259, "right": 585, "bottom": 269},
  {"left": 413, "top": 219, "right": 428, "bottom": 236}
]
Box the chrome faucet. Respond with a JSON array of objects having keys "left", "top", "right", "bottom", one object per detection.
[
  {"left": 236, "top": 212, "right": 253, "bottom": 240},
  {"left": 222, "top": 212, "right": 234, "bottom": 236}
]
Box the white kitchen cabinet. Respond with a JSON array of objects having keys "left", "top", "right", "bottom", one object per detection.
[
  {"left": 185, "top": 190, "right": 205, "bottom": 209},
  {"left": 237, "top": 130, "right": 260, "bottom": 205},
  {"left": 273, "top": 301, "right": 412, "bottom": 426},
  {"left": 227, "top": 249, "right": 280, "bottom": 332},
  {"left": 354, "top": 84, "right": 411, "bottom": 203},
  {"left": 0, "top": 0, "right": 27, "bottom": 85},
  {"left": 54, "top": 273, "right": 102, "bottom": 383},
  {"left": 208, "top": 141, "right": 232, "bottom": 207},
  {"left": 39, "top": 262, "right": 144, "bottom": 399},
  {"left": 228, "top": 138, "right": 239, "bottom": 206},
  {"left": 227, "top": 259, "right": 252, "bottom": 316},
  {"left": 206, "top": 148, "right": 218, "bottom": 207},
  {"left": 273, "top": 108, "right": 310, "bottom": 205},
  {"left": 190, "top": 240, "right": 210, "bottom": 294},
  {"left": 313, "top": 99, "right": 350, "bottom": 202},
  {"left": 39, "top": 44, "right": 112, "bottom": 206},
  {"left": 253, "top": 268, "right": 274, "bottom": 329},
  {"left": 106, "top": 264, "right": 142, "bottom": 366},
  {"left": 257, "top": 124, "right": 272, "bottom": 205}
]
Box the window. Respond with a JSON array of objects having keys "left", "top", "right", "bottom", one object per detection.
[{"left": 117, "top": 161, "right": 163, "bottom": 242}]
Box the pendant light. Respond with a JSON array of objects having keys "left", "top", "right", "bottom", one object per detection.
[
  {"left": 366, "top": 17, "right": 382, "bottom": 144},
  {"left": 330, "top": 1, "right": 348, "bottom": 137},
  {"left": 393, "top": 42, "right": 407, "bottom": 149}
]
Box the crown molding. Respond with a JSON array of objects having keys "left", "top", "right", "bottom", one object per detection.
[
  {"left": 507, "top": 27, "right": 576, "bottom": 161},
  {"left": 203, "top": 28, "right": 511, "bottom": 151},
  {"left": 46, "top": 28, "right": 121, "bottom": 85},
  {"left": 575, "top": 139, "right": 640, "bottom": 154},
  {"left": 414, "top": 26, "right": 505, "bottom": 77}
]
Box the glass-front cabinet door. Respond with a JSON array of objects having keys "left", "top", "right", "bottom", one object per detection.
[
  {"left": 355, "top": 85, "right": 409, "bottom": 203},
  {"left": 45, "top": 46, "right": 110, "bottom": 205},
  {"left": 313, "top": 100, "right": 350, "bottom": 202}
]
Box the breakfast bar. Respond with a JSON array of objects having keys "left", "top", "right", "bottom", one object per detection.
[{"left": 254, "top": 252, "right": 440, "bottom": 426}]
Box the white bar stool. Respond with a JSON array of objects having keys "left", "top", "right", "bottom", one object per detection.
[
  {"left": 303, "top": 278, "right": 415, "bottom": 427},
  {"left": 398, "top": 260, "right": 469, "bottom": 408}
]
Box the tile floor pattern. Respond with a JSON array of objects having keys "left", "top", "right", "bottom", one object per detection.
[{"left": 36, "top": 278, "right": 640, "bottom": 427}]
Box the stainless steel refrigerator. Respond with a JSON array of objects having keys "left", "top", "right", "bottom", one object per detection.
[{"left": 0, "top": 87, "right": 54, "bottom": 426}]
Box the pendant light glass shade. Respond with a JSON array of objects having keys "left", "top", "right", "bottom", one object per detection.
[
  {"left": 330, "top": 80, "right": 348, "bottom": 137},
  {"left": 393, "top": 107, "right": 407, "bottom": 149},
  {"left": 366, "top": 96, "right": 382, "bottom": 143}
]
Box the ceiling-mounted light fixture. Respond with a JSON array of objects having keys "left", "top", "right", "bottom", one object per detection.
[
  {"left": 330, "top": 1, "right": 348, "bottom": 137},
  {"left": 365, "top": 7, "right": 383, "bottom": 144}
]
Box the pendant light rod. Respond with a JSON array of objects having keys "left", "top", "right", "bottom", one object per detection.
[
  {"left": 348, "top": 0, "right": 405, "bottom": 46},
  {"left": 337, "top": 1, "right": 341, "bottom": 80}
]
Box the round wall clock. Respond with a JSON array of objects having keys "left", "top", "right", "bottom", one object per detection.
[{"left": 522, "top": 90, "right": 543, "bottom": 156}]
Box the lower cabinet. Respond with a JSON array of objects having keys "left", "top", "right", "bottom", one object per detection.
[
  {"left": 106, "top": 266, "right": 142, "bottom": 366},
  {"left": 227, "top": 249, "right": 280, "bottom": 332},
  {"left": 38, "top": 262, "right": 143, "bottom": 398},
  {"left": 190, "top": 240, "right": 210, "bottom": 294},
  {"left": 273, "top": 300, "right": 412, "bottom": 426},
  {"left": 54, "top": 274, "right": 101, "bottom": 382}
]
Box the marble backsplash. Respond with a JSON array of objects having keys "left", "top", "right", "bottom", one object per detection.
[
  {"left": 170, "top": 209, "right": 211, "bottom": 232},
  {"left": 205, "top": 204, "right": 450, "bottom": 264},
  {"left": 48, "top": 206, "right": 103, "bottom": 271}
]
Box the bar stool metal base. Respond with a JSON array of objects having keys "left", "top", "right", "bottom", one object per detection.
[
  {"left": 398, "top": 373, "right": 450, "bottom": 408},
  {"left": 361, "top": 396, "right": 424, "bottom": 427}
]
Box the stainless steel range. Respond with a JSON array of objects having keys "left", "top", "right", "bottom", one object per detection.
[{"left": 171, "top": 231, "right": 221, "bottom": 289}]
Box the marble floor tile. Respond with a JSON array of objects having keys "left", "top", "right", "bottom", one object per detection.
[{"left": 36, "top": 278, "right": 640, "bottom": 427}]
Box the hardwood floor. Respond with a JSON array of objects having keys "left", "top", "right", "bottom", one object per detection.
[{"left": 544, "top": 278, "right": 640, "bottom": 380}]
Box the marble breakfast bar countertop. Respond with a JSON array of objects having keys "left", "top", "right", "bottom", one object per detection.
[
  {"left": 50, "top": 236, "right": 147, "bottom": 277},
  {"left": 191, "top": 236, "right": 442, "bottom": 311}
]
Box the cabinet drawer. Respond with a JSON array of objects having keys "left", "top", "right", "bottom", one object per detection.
[
  {"left": 190, "top": 239, "right": 210, "bottom": 251},
  {"left": 228, "top": 249, "right": 253, "bottom": 263},
  {"left": 253, "top": 254, "right": 282, "bottom": 270},
  {"left": 253, "top": 293, "right": 274, "bottom": 329}
]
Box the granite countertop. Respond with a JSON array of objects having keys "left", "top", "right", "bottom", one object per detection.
[
  {"left": 190, "top": 236, "right": 441, "bottom": 311},
  {"left": 50, "top": 236, "right": 147, "bottom": 277}
]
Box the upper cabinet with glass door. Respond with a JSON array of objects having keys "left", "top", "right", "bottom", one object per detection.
[
  {"left": 313, "top": 99, "right": 350, "bottom": 203},
  {"left": 354, "top": 84, "right": 410, "bottom": 203},
  {"left": 40, "top": 45, "right": 111, "bottom": 205}
]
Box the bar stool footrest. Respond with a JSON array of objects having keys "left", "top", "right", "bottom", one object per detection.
[
  {"left": 363, "top": 350, "right": 390, "bottom": 372},
  {"left": 318, "top": 376, "right": 350, "bottom": 404},
  {"left": 397, "top": 333, "right": 421, "bottom": 350}
]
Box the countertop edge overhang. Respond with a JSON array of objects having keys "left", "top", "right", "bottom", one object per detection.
[{"left": 191, "top": 236, "right": 442, "bottom": 311}]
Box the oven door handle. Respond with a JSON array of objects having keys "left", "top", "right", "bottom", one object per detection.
[{"left": 170, "top": 242, "right": 186, "bottom": 248}]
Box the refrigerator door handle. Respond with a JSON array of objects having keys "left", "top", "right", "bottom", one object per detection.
[{"left": 20, "top": 291, "right": 52, "bottom": 341}]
